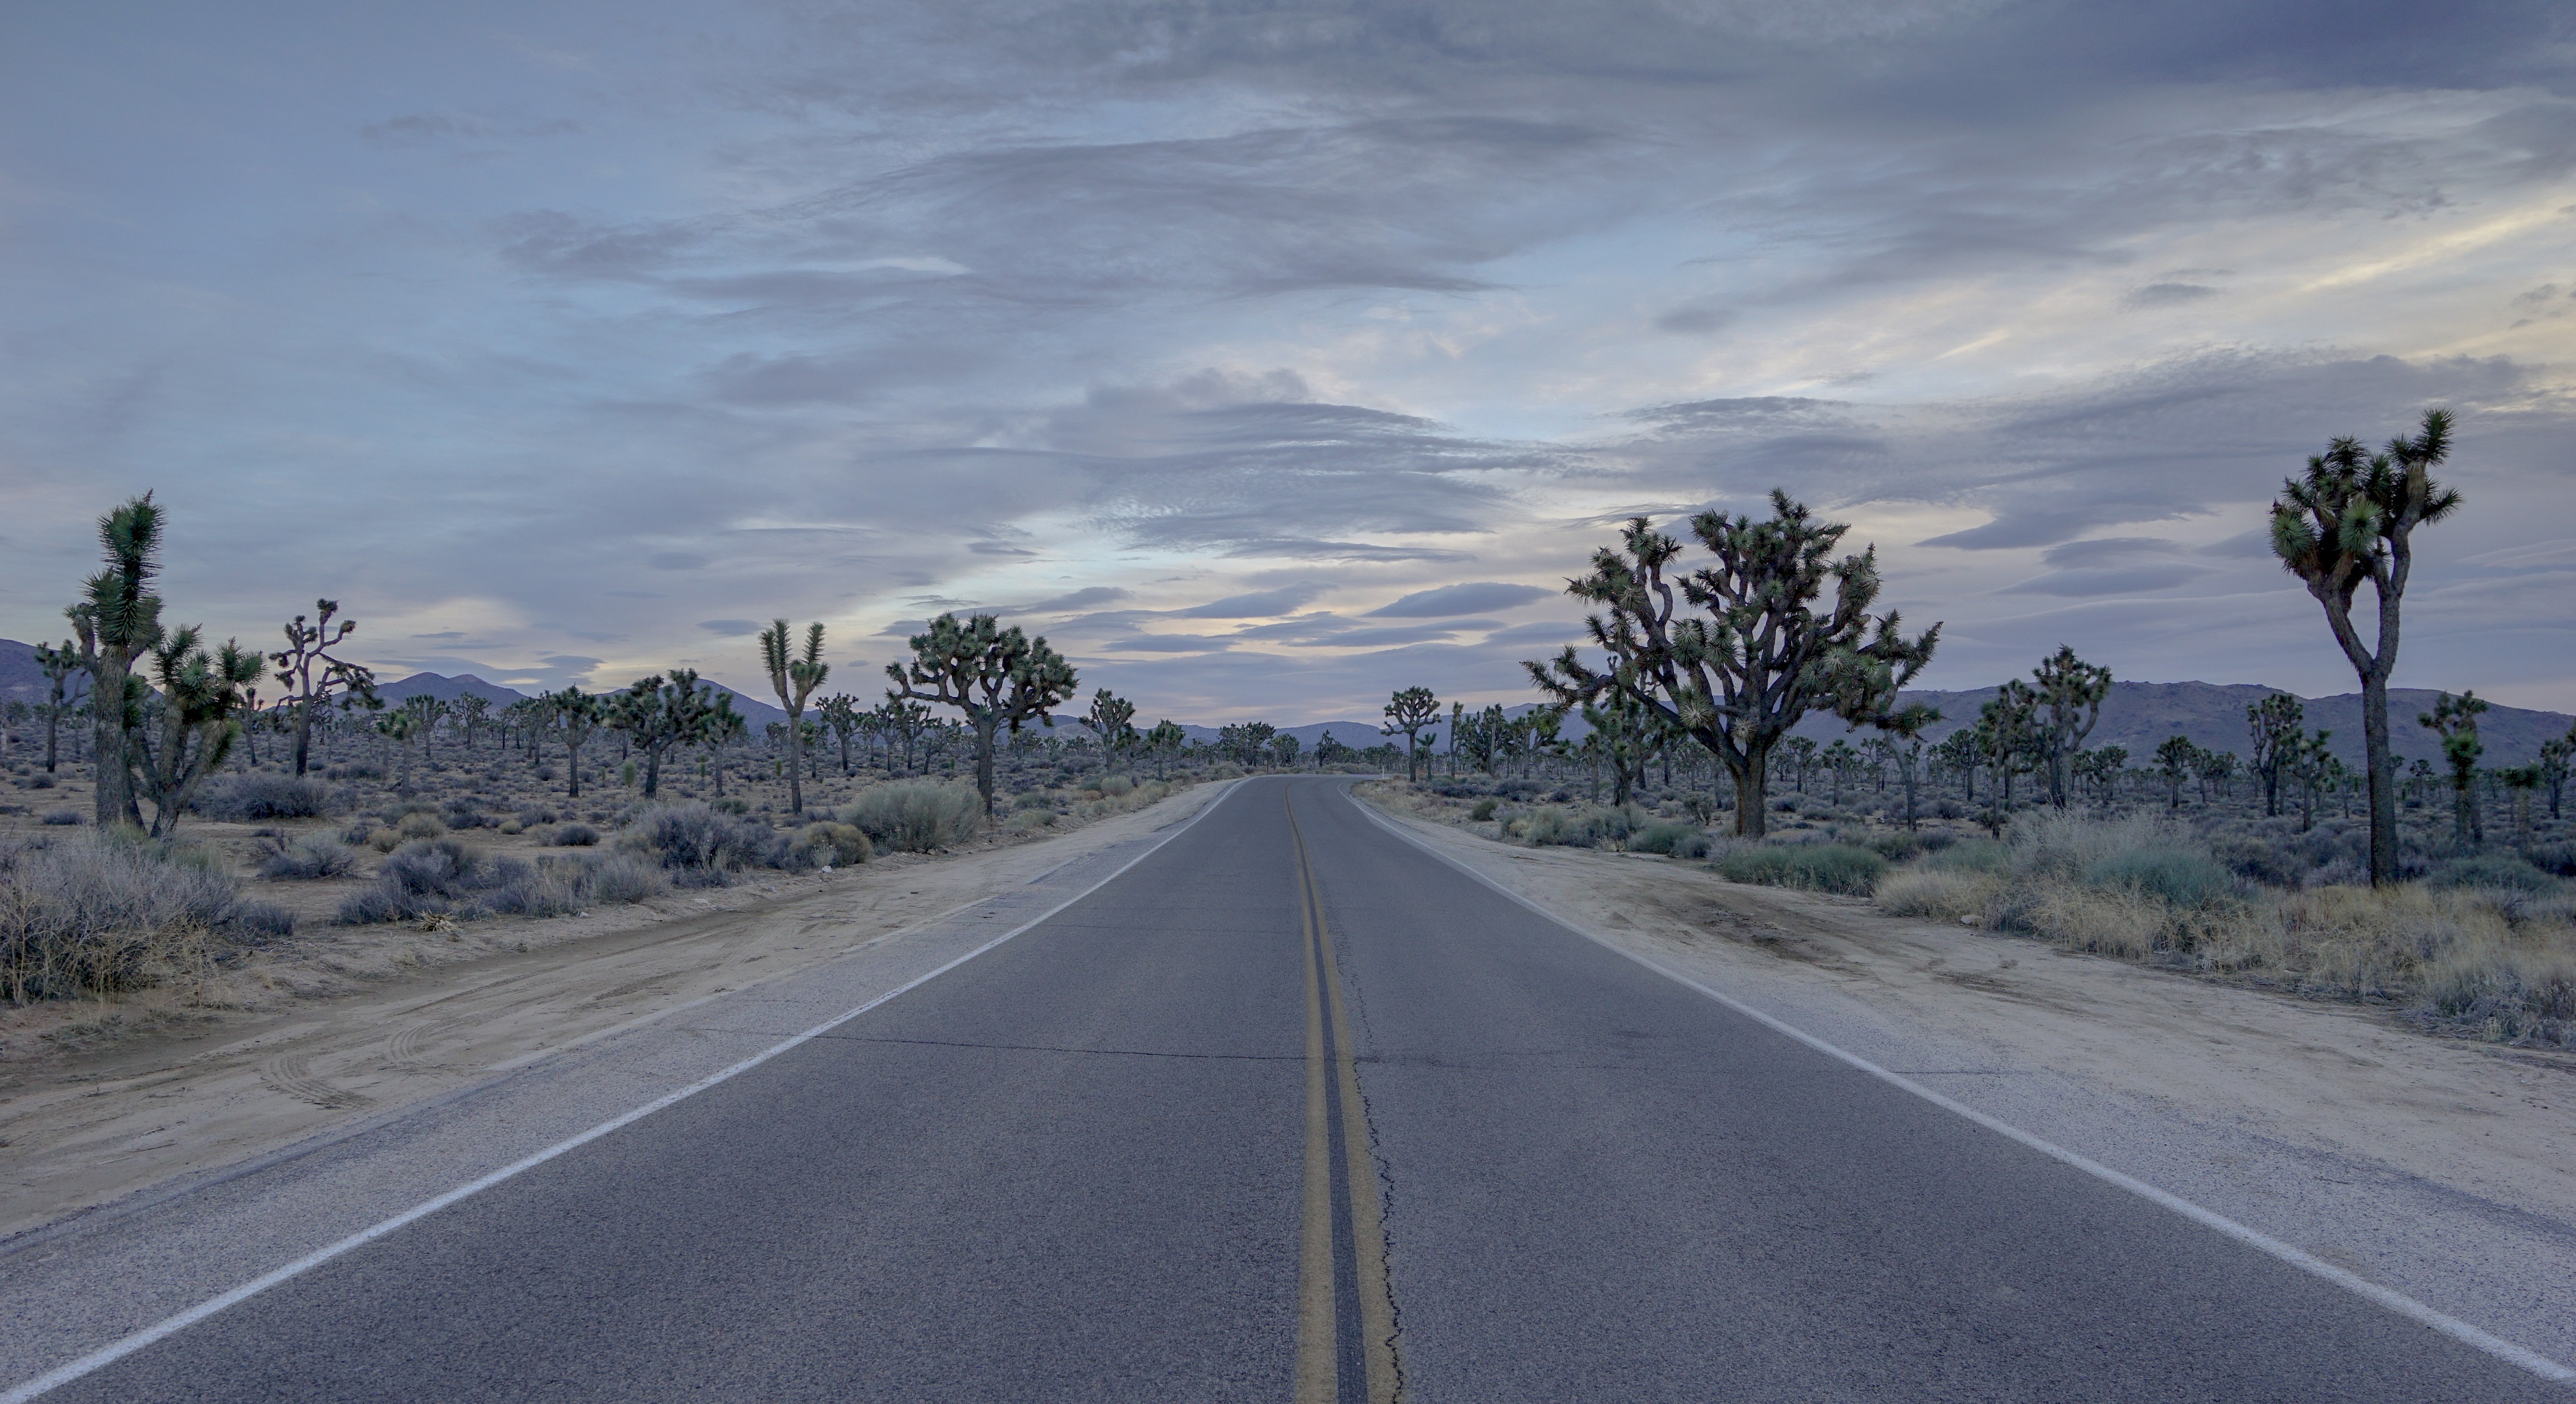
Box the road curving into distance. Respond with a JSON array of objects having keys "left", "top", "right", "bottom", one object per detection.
[{"left": 8, "top": 776, "right": 2565, "bottom": 1401}]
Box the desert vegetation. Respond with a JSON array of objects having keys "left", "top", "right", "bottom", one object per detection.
[
  {"left": 0, "top": 500, "right": 1380, "bottom": 1012},
  {"left": 1362, "top": 412, "right": 2576, "bottom": 1049}
]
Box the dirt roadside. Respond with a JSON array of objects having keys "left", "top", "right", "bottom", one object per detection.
[
  {"left": 1356, "top": 783, "right": 2576, "bottom": 1234},
  {"left": 0, "top": 784, "right": 1222, "bottom": 1243}
]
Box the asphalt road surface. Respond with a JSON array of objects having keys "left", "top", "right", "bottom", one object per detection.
[{"left": 27, "top": 777, "right": 2562, "bottom": 1400}]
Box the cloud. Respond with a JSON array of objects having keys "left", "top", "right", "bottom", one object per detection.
[
  {"left": 1175, "top": 583, "right": 1327, "bottom": 618},
  {"left": 1367, "top": 582, "right": 1552, "bottom": 617},
  {"left": 697, "top": 619, "right": 759, "bottom": 635},
  {"left": 2127, "top": 282, "right": 2219, "bottom": 307}
]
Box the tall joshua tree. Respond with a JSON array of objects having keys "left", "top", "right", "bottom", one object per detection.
[
  {"left": 272, "top": 601, "right": 379, "bottom": 777},
  {"left": 2030, "top": 645, "right": 2112, "bottom": 810},
  {"left": 759, "top": 619, "right": 830, "bottom": 814},
  {"left": 1381, "top": 686, "right": 1440, "bottom": 782},
  {"left": 886, "top": 614, "right": 1078, "bottom": 818},
  {"left": 1530, "top": 493, "right": 1938, "bottom": 838},
  {"left": 70, "top": 493, "right": 166, "bottom": 826},
  {"left": 2272, "top": 409, "right": 2461, "bottom": 886}
]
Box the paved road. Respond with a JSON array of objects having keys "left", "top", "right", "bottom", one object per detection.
[{"left": 27, "top": 778, "right": 2562, "bottom": 1400}]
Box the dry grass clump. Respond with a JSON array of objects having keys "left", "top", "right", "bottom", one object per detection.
[
  {"left": 842, "top": 782, "right": 983, "bottom": 852},
  {"left": 1, "top": 830, "right": 293, "bottom": 1001},
  {"left": 1870, "top": 811, "right": 2576, "bottom": 1046}
]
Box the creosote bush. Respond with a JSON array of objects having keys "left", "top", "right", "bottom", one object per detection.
[
  {"left": 1716, "top": 843, "right": 1888, "bottom": 895},
  {"left": 842, "top": 782, "right": 982, "bottom": 852},
  {"left": 258, "top": 835, "right": 359, "bottom": 881},
  {"left": 193, "top": 774, "right": 333, "bottom": 822},
  {"left": 616, "top": 801, "right": 782, "bottom": 885},
  {"left": 3, "top": 831, "right": 294, "bottom": 1000}
]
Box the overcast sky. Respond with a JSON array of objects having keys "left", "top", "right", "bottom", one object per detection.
[{"left": 4, "top": 1, "right": 2572, "bottom": 721}]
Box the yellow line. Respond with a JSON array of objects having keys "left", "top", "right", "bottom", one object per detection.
[
  {"left": 1288, "top": 792, "right": 1404, "bottom": 1404},
  {"left": 1294, "top": 795, "right": 1338, "bottom": 1404}
]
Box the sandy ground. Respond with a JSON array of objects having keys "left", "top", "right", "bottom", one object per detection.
[
  {"left": 1357, "top": 782, "right": 2576, "bottom": 1258},
  {"left": 0, "top": 782, "right": 1221, "bottom": 1243}
]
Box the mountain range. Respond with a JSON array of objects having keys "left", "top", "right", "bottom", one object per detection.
[{"left": 2, "top": 643, "right": 2567, "bottom": 766}]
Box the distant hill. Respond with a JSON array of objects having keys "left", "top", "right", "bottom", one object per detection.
[
  {"left": 1784, "top": 680, "right": 2572, "bottom": 767},
  {"left": 0, "top": 638, "right": 88, "bottom": 707}
]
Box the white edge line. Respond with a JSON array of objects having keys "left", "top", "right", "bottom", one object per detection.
[
  {"left": 1346, "top": 791, "right": 2576, "bottom": 1387},
  {"left": 0, "top": 780, "right": 1246, "bottom": 1404}
]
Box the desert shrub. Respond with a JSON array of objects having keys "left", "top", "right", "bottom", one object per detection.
[
  {"left": 1875, "top": 867, "right": 1998, "bottom": 921},
  {"left": 549, "top": 823, "right": 600, "bottom": 847},
  {"left": 41, "top": 811, "right": 81, "bottom": 827},
  {"left": 712, "top": 797, "right": 751, "bottom": 816},
  {"left": 28, "top": 774, "right": 55, "bottom": 790},
  {"left": 440, "top": 798, "right": 493, "bottom": 830},
  {"left": 396, "top": 812, "right": 445, "bottom": 840},
  {"left": 616, "top": 801, "right": 783, "bottom": 885},
  {"left": 514, "top": 806, "right": 559, "bottom": 827},
  {"left": 1470, "top": 798, "right": 1500, "bottom": 822},
  {"left": 1099, "top": 774, "right": 1135, "bottom": 798},
  {"left": 785, "top": 822, "right": 872, "bottom": 870},
  {"left": 2427, "top": 854, "right": 2559, "bottom": 894},
  {"left": 843, "top": 782, "right": 982, "bottom": 852},
  {"left": 1717, "top": 843, "right": 1886, "bottom": 895},
  {"left": 1864, "top": 831, "right": 1925, "bottom": 862},
  {"left": 1631, "top": 821, "right": 1712, "bottom": 859},
  {"left": 1, "top": 832, "right": 288, "bottom": 999},
  {"left": 2084, "top": 846, "right": 2234, "bottom": 908},
  {"left": 193, "top": 774, "right": 332, "bottom": 822},
  {"left": 259, "top": 835, "right": 359, "bottom": 881},
  {"left": 1512, "top": 806, "right": 1633, "bottom": 848},
  {"left": 586, "top": 852, "right": 670, "bottom": 903},
  {"left": 1922, "top": 837, "right": 2011, "bottom": 874}
]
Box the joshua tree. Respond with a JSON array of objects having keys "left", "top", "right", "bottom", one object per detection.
[
  {"left": 1529, "top": 495, "right": 1937, "bottom": 838},
  {"left": 1977, "top": 680, "right": 2043, "bottom": 812},
  {"left": 2030, "top": 645, "right": 2112, "bottom": 810},
  {"left": 607, "top": 669, "right": 729, "bottom": 799},
  {"left": 399, "top": 695, "right": 449, "bottom": 766},
  {"left": 1382, "top": 687, "right": 1440, "bottom": 782},
  {"left": 2498, "top": 764, "right": 2542, "bottom": 843},
  {"left": 1075, "top": 689, "right": 1138, "bottom": 772},
  {"left": 2246, "top": 693, "right": 2305, "bottom": 818},
  {"left": 877, "top": 697, "right": 932, "bottom": 775},
  {"left": 817, "top": 694, "right": 864, "bottom": 777},
  {"left": 1272, "top": 733, "right": 1302, "bottom": 769},
  {"left": 547, "top": 688, "right": 603, "bottom": 798},
  {"left": 2075, "top": 745, "right": 2127, "bottom": 807},
  {"left": 2540, "top": 728, "right": 2572, "bottom": 822},
  {"left": 30, "top": 640, "right": 86, "bottom": 773},
  {"left": 1883, "top": 711, "right": 1937, "bottom": 829},
  {"left": 70, "top": 493, "right": 167, "bottom": 827},
  {"left": 1935, "top": 727, "right": 1984, "bottom": 805},
  {"left": 1580, "top": 686, "right": 1654, "bottom": 806},
  {"left": 2196, "top": 748, "right": 2238, "bottom": 805},
  {"left": 2272, "top": 409, "right": 2461, "bottom": 885},
  {"left": 757, "top": 619, "right": 830, "bottom": 814},
  {"left": 2288, "top": 730, "right": 2336, "bottom": 832},
  {"left": 704, "top": 700, "right": 749, "bottom": 798},
  {"left": 374, "top": 709, "right": 421, "bottom": 779},
  {"left": 2420, "top": 690, "right": 2487, "bottom": 845},
  {"left": 1220, "top": 721, "right": 1277, "bottom": 768},
  {"left": 1143, "top": 719, "right": 1186, "bottom": 780},
  {"left": 270, "top": 600, "right": 380, "bottom": 777},
  {"left": 1822, "top": 737, "right": 1859, "bottom": 807},
  {"left": 129, "top": 627, "right": 263, "bottom": 837},
  {"left": 2154, "top": 735, "right": 2198, "bottom": 811},
  {"left": 886, "top": 613, "right": 1078, "bottom": 819},
  {"left": 453, "top": 694, "right": 491, "bottom": 753}
]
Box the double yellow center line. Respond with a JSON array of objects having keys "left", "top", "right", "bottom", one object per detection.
[{"left": 1289, "top": 795, "right": 1401, "bottom": 1404}]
